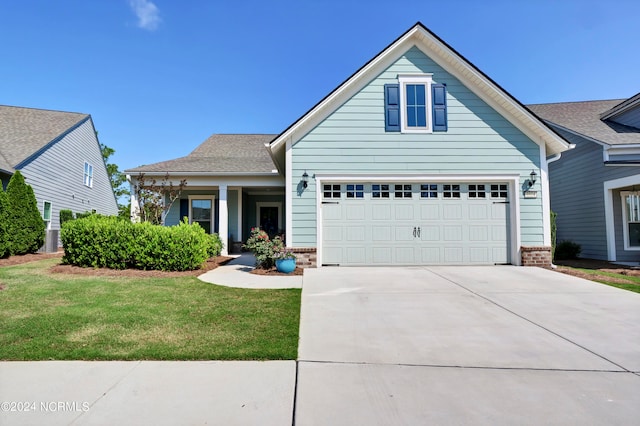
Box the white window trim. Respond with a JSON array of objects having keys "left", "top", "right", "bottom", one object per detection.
[
  {"left": 84, "top": 162, "right": 93, "bottom": 188},
  {"left": 188, "top": 195, "right": 215, "bottom": 234},
  {"left": 398, "top": 74, "right": 433, "bottom": 133},
  {"left": 256, "top": 202, "right": 282, "bottom": 231},
  {"left": 620, "top": 191, "right": 640, "bottom": 251}
]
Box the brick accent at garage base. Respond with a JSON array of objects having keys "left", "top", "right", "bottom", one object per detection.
[
  {"left": 291, "top": 248, "right": 317, "bottom": 268},
  {"left": 521, "top": 246, "right": 552, "bottom": 267}
]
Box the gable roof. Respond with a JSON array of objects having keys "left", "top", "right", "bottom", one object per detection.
[
  {"left": 0, "top": 105, "right": 89, "bottom": 173},
  {"left": 600, "top": 92, "right": 640, "bottom": 121},
  {"left": 268, "top": 22, "right": 571, "bottom": 157},
  {"left": 528, "top": 100, "right": 640, "bottom": 146},
  {"left": 125, "top": 134, "right": 278, "bottom": 175}
]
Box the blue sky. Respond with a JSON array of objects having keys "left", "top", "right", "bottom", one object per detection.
[{"left": 1, "top": 0, "right": 638, "bottom": 171}]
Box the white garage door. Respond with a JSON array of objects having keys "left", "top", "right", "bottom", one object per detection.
[{"left": 321, "top": 182, "right": 510, "bottom": 265}]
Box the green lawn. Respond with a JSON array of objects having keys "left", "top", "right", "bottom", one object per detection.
[
  {"left": 557, "top": 266, "right": 640, "bottom": 294},
  {"left": 0, "top": 259, "right": 301, "bottom": 360}
]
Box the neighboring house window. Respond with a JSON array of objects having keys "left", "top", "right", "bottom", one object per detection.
[
  {"left": 384, "top": 75, "right": 448, "bottom": 133},
  {"left": 84, "top": 162, "right": 93, "bottom": 187},
  {"left": 622, "top": 192, "right": 640, "bottom": 249},
  {"left": 43, "top": 201, "right": 52, "bottom": 230}
]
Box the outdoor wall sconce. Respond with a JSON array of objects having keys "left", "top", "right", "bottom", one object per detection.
[
  {"left": 528, "top": 170, "right": 537, "bottom": 188},
  {"left": 302, "top": 171, "right": 309, "bottom": 189}
]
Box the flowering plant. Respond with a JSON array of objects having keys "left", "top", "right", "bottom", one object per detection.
[
  {"left": 243, "top": 227, "right": 284, "bottom": 269},
  {"left": 274, "top": 248, "right": 296, "bottom": 260}
]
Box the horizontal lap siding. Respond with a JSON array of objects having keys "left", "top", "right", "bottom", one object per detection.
[
  {"left": 292, "top": 47, "right": 542, "bottom": 247},
  {"left": 549, "top": 128, "right": 639, "bottom": 260},
  {"left": 20, "top": 119, "right": 118, "bottom": 231}
]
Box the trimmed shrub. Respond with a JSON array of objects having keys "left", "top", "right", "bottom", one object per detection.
[
  {"left": 0, "top": 190, "right": 9, "bottom": 258},
  {"left": 61, "top": 215, "right": 211, "bottom": 271},
  {"left": 554, "top": 240, "right": 581, "bottom": 260},
  {"left": 205, "top": 233, "right": 224, "bottom": 258},
  {"left": 6, "top": 171, "right": 45, "bottom": 255},
  {"left": 60, "top": 209, "right": 74, "bottom": 227}
]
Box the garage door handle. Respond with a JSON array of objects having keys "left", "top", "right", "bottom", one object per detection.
[
  {"left": 413, "top": 227, "right": 416, "bottom": 237},
  {"left": 322, "top": 201, "right": 340, "bottom": 204},
  {"left": 417, "top": 227, "right": 421, "bottom": 238}
]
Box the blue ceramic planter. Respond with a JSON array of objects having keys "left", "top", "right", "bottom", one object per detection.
[{"left": 275, "top": 258, "right": 296, "bottom": 274}]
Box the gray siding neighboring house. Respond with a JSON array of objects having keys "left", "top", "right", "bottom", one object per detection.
[
  {"left": 529, "top": 95, "right": 640, "bottom": 263},
  {"left": 0, "top": 105, "right": 119, "bottom": 249}
]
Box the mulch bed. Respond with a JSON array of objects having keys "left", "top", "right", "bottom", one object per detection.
[
  {"left": 250, "top": 266, "right": 304, "bottom": 276},
  {"left": 0, "top": 251, "right": 235, "bottom": 278},
  {"left": 554, "top": 258, "right": 640, "bottom": 285}
]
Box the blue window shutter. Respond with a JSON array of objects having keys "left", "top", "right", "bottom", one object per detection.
[
  {"left": 432, "top": 84, "right": 447, "bottom": 132},
  {"left": 384, "top": 84, "right": 400, "bottom": 132},
  {"left": 180, "top": 199, "right": 188, "bottom": 222}
]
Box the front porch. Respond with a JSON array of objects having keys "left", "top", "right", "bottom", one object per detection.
[{"left": 164, "top": 185, "right": 285, "bottom": 255}]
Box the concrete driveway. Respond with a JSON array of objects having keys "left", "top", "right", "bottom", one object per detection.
[{"left": 295, "top": 266, "right": 640, "bottom": 425}]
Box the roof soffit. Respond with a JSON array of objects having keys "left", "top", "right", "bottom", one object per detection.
[{"left": 269, "top": 23, "right": 570, "bottom": 156}]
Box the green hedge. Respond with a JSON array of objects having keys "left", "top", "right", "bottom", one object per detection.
[{"left": 61, "top": 216, "right": 221, "bottom": 271}]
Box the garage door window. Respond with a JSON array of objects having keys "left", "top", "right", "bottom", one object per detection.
[
  {"left": 468, "top": 184, "right": 486, "bottom": 198},
  {"left": 372, "top": 184, "right": 390, "bottom": 198},
  {"left": 491, "top": 184, "right": 508, "bottom": 199},
  {"left": 323, "top": 184, "right": 341, "bottom": 199},
  {"left": 420, "top": 184, "right": 438, "bottom": 199},
  {"left": 346, "top": 184, "right": 364, "bottom": 199},
  {"left": 443, "top": 184, "right": 460, "bottom": 198},
  {"left": 394, "top": 184, "right": 412, "bottom": 198}
]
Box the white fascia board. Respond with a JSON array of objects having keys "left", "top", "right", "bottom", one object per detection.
[
  {"left": 269, "top": 34, "right": 415, "bottom": 154},
  {"left": 150, "top": 175, "right": 284, "bottom": 188}
]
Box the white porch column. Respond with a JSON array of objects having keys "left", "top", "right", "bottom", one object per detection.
[
  {"left": 219, "top": 184, "right": 229, "bottom": 255},
  {"left": 236, "top": 187, "right": 243, "bottom": 242},
  {"left": 127, "top": 175, "right": 140, "bottom": 222}
]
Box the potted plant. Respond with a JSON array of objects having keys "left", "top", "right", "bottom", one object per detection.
[{"left": 274, "top": 249, "right": 297, "bottom": 274}]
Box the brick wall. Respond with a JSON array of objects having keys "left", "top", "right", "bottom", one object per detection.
[
  {"left": 292, "top": 248, "right": 317, "bottom": 268},
  {"left": 521, "top": 246, "right": 552, "bottom": 267}
]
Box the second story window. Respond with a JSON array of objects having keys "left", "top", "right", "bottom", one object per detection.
[{"left": 84, "top": 162, "right": 93, "bottom": 187}]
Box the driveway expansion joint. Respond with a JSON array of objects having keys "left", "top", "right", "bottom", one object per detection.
[{"left": 296, "top": 359, "right": 630, "bottom": 374}]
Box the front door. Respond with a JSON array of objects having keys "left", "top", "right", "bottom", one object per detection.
[{"left": 259, "top": 206, "right": 279, "bottom": 236}]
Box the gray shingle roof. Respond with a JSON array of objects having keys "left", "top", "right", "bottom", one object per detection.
[
  {"left": 528, "top": 100, "right": 640, "bottom": 146},
  {"left": 0, "top": 105, "right": 89, "bottom": 172},
  {"left": 126, "top": 134, "right": 278, "bottom": 174}
]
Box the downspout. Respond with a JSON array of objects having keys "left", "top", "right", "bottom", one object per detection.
[{"left": 546, "top": 152, "right": 563, "bottom": 268}]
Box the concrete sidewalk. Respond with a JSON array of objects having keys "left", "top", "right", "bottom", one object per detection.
[
  {"left": 198, "top": 253, "right": 302, "bottom": 289},
  {"left": 0, "top": 361, "right": 295, "bottom": 426}
]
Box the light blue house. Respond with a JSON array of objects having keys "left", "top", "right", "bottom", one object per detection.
[
  {"left": 0, "top": 105, "right": 119, "bottom": 250},
  {"left": 529, "top": 93, "right": 640, "bottom": 263},
  {"left": 126, "top": 23, "right": 571, "bottom": 266}
]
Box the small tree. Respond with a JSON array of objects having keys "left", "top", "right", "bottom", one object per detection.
[
  {"left": 6, "top": 171, "right": 45, "bottom": 255},
  {"left": 133, "top": 173, "right": 187, "bottom": 225},
  {"left": 0, "top": 190, "right": 9, "bottom": 258}
]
